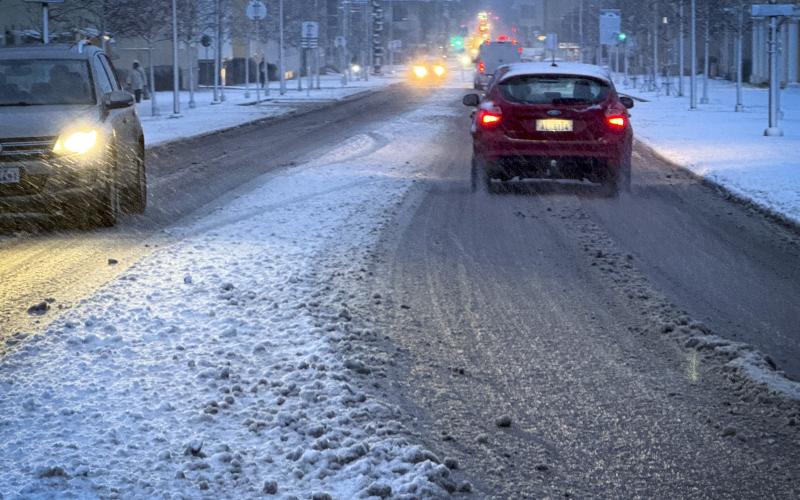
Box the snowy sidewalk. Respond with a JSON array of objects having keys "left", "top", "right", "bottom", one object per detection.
[
  {"left": 617, "top": 75, "right": 800, "bottom": 224},
  {"left": 0, "top": 93, "right": 465, "bottom": 498},
  {"left": 139, "top": 72, "right": 403, "bottom": 147}
]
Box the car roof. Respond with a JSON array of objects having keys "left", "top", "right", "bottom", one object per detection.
[
  {"left": 497, "top": 62, "right": 612, "bottom": 84},
  {"left": 0, "top": 43, "right": 100, "bottom": 60}
]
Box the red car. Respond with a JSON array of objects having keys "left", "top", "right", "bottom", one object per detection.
[{"left": 463, "top": 62, "right": 634, "bottom": 195}]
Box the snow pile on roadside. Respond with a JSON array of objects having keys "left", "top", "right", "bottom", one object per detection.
[
  {"left": 140, "top": 74, "right": 402, "bottom": 147},
  {"left": 618, "top": 76, "right": 800, "bottom": 224},
  {"left": 0, "top": 97, "right": 460, "bottom": 498}
]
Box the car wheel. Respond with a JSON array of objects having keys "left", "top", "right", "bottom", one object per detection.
[
  {"left": 123, "top": 144, "right": 147, "bottom": 214},
  {"left": 89, "top": 151, "right": 122, "bottom": 227}
]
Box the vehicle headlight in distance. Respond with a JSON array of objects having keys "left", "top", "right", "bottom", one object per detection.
[
  {"left": 413, "top": 65, "right": 429, "bottom": 78},
  {"left": 351, "top": 64, "right": 362, "bottom": 74},
  {"left": 433, "top": 65, "right": 446, "bottom": 77},
  {"left": 53, "top": 130, "right": 99, "bottom": 155}
]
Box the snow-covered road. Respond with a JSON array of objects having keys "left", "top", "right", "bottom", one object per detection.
[{"left": 0, "top": 91, "right": 466, "bottom": 498}]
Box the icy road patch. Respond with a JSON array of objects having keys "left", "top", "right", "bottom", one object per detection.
[{"left": 0, "top": 95, "right": 462, "bottom": 498}]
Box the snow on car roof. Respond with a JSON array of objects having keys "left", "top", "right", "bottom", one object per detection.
[{"left": 498, "top": 62, "right": 613, "bottom": 84}]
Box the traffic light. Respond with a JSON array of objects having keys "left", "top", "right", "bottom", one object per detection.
[
  {"left": 617, "top": 32, "right": 627, "bottom": 42},
  {"left": 450, "top": 36, "right": 465, "bottom": 50}
]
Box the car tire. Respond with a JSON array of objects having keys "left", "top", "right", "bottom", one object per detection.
[
  {"left": 122, "top": 143, "right": 147, "bottom": 214},
  {"left": 88, "top": 151, "right": 122, "bottom": 227}
]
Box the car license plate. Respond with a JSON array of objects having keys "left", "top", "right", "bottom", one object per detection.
[
  {"left": 0, "top": 167, "right": 20, "bottom": 184},
  {"left": 536, "top": 119, "right": 573, "bottom": 132}
]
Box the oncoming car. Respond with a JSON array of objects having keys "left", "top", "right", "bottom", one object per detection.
[
  {"left": 409, "top": 57, "right": 448, "bottom": 85},
  {"left": 463, "top": 62, "right": 634, "bottom": 196},
  {"left": 0, "top": 44, "right": 146, "bottom": 227}
]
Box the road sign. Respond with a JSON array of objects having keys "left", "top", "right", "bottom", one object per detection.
[
  {"left": 388, "top": 40, "right": 402, "bottom": 50},
  {"left": 751, "top": 4, "right": 799, "bottom": 17},
  {"left": 599, "top": 9, "right": 622, "bottom": 46},
  {"left": 246, "top": 0, "right": 267, "bottom": 21},
  {"left": 301, "top": 22, "right": 319, "bottom": 40}
]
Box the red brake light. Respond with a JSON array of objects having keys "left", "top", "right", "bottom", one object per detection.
[
  {"left": 606, "top": 114, "right": 627, "bottom": 130},
  {"left": 478, "top": 61, "right": 486, "bottom": 73},
  {"left": 478, "top": 108, "right": 502, "bottom": 127}
]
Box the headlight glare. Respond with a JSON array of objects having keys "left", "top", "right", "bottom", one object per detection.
[{"left": 53, "top": 130, "right": 99, "bottom": 155}]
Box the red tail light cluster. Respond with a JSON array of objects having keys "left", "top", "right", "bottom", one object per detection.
[
  {"left": 605, "top": 113, "right": 627, "bottom": 131},
  {"left": 478, "top": 61, "right": 486, "bottom": 73},
  {"left": 477, "top": 104, "right": 503, "bottom": 128}
]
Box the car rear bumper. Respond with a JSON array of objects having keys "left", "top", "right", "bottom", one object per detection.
[{"left": 474, "top": 135, "right": 630, "bottom": 163}]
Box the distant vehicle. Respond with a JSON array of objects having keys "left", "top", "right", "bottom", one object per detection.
[
  {"left": 0, "top": 44, "right": 145, "bottom": 226},
  {"left": 474, "top": 41, "right": 521, "bottom": 90},
  {"left": 409, "top": 57, "right": 448, "bottom": 85},
  {"left": 463, "top": 62, "right": 634, "bottom": 195}
]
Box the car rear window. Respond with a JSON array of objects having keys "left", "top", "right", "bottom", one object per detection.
[
  {"left": 499, "top": 75, "right": 610, "bottom": 105},
  {"left": 0, "top": 59, "right": 95, "bottom": 106}
]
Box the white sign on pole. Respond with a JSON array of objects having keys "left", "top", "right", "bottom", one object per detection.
[
  {"left": 599, "top": 9, "right": 622, "bottom": 46},
  {"left": 246, "top": 0, "right": 267, "bottom": 20},
  {"left": 302, "top": 22, "right": 320, "bottom": 40}
]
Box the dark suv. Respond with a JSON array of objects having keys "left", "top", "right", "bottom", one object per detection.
[{"left": 0, "top": 43, "right": 145, "bottom": 226}]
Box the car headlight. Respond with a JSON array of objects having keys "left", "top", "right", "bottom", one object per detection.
[
  {"left": 351, "top": 64, "right": 361, "bottom": 74},
  {"left": 53, "top": 130, "right": 99, "bottom": 155},
  {"left": 413, "top": 66, "right": 429, "bottom": 78},
  {"left": 433, "top": 65, "right": 446, "bottom": 77}
]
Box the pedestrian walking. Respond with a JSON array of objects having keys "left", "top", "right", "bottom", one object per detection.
[{"left": 126, "top": 61, "right": 146, "bottom": 103}]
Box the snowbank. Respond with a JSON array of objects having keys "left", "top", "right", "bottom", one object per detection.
[
  {"left": 139, "top": 73, "right": 403, "bottom": 147},
  {"left": 618, "top": 75, "right": 800, "bottom": 224},
  {"left": 0, "top": 93, "right": 465, "bottom": 498}
]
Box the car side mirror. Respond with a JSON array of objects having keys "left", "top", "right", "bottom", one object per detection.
[
  {"left": 462, "top": 93, "right": 480, "bottom": 107},
  {"left": 620, "top": 96, "right": 635, "bottom": 109},
  {"left": 103, "top": 90, "right": 135, "bottom": 110}
]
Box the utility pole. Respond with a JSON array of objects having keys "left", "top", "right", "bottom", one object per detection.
[
  {"left": 735, "top": 3, "right": 744, "bottom": 111},
  {"left": 679, "top": 0, "right": 685, "bottom": 96},
  {"left": 171, "top": 0, "right": 180, "bottom": 116},
  {"left": 279, "top": 0, "right": 286, "bottom": 94},
  {"left": 579, "top": 0, "right": 584, "bottom": 63},
  {"left": 700, "top": 10, "right": 710, "bottom": 104},
  {"left": 213, "top": 0, "right": 221, "bottom": 103},
  {"left": 690, "top": 0, "right": 697, "bottom": 109},
  {"left": 653, "top": 1, "right": 660, "bottom": 86},
  {"left": 765, "top": 0, "right": 783, "bottom": 136}
]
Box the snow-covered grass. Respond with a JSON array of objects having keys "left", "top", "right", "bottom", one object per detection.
[
  {"left": 140, "top": 72, "right": 403, "bottom": 147},
  {"left": 0, "top": 93, "right": 464, "bottom": 498},
  {"left": 617, "top": 74, "right": 800, "bottom": 224}
]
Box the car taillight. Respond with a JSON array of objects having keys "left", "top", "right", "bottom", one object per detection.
[
  {"left": 478, "top": 107, "right": 502, "bottom": 128},
  {"left": 606, "top": 114, "right": 627, "bottom": 130},
  {"left": 478, "top": 61, "right": 486, "bottom": 73}
]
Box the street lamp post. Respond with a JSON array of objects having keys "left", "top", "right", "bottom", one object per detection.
[
  {"left": 735, "top": 4, "right": 744, "bottom": 112},
  {"left": 700, "top": 12, "right": 710, "bottom": 104},
  {"left": 213, "top": 0, "right": 221, "bottom": 103},
  {"left": 171, "top": 0, "right": 180, "bottom": 116},
  {"left": 690, "top": 0, "right": 697, "bottom": 109},
  {"left": 679, "top": 0, "right": 685, "bottom": 97},
  {"left": 279, "top": 0, "right": 286, "bottom": 95},
  {"left": 653, "top": 1, "right": 659, "bottom": 87},
  {"left": 765, "top": 11, "right": 783, "bottom": 135}
]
